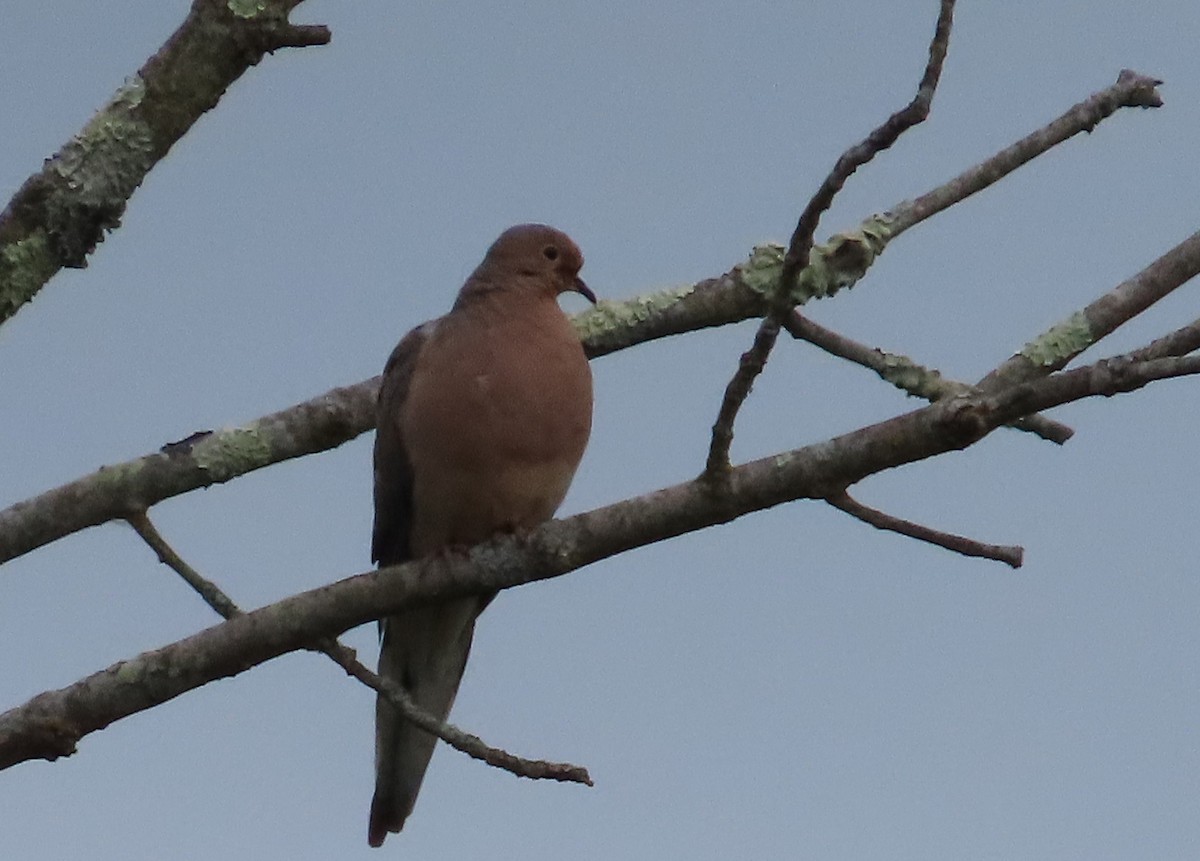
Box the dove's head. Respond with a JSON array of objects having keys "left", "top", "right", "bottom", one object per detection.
[{"left": 467, "top": 223, "right": 596, "bottom": 304}]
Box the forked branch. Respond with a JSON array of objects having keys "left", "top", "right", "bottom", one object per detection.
[
  {"left": 126, "top": 511, "right": 591, "bottom": 787},
  {"left": 705, "top": 0, "right": 956, "bottom": 474}
]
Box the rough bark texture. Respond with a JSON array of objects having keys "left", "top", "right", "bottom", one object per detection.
[{"left": 0, "top": 0, "right": 329, "bottom": 325}]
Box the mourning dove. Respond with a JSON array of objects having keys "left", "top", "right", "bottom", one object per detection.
[{"left": 367, "top": 224, "right": 595, "bottom": 846}]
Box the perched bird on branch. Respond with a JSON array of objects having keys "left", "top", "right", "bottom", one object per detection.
[{"left": 368, "top": 224, "right": 595, "bottom": 847}]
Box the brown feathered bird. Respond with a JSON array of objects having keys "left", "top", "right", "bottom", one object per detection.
[{"left": 368, "top": 224, "right": 595, "bottom": 846}]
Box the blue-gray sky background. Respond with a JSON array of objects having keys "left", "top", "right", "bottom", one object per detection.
[{"left": 2, "top": 2, "right": 1198, "bottom": 858}]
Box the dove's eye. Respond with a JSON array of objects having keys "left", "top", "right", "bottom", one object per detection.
[{"left": 542, "top": 245, "right": 559, "bottom": 261}]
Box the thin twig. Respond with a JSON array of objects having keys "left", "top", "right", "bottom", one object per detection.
[
  {"left": 320, "top": 640, "right": 591, "bottom": 785},
  {"left": 1130, "top": 316, "right": 1200, "bottom": 362},
  {"left": 783, "top": 311, "right": 1074, "bottom": 443},
  {"left": 127, "top": 512, "right": 241, "bottom": 619},
  {"left": 125, "top": 511, "right": 591, "bottom": 787},
  {"left": 705, "top": 0, "right": 956, "bottom": 475},
  {"left": 826, "top": 490, "right": 1023, "bottom": 568}
]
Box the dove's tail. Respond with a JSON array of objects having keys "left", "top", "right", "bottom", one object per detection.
[{"left": 368, "top": 597, "right": 482, "bottom": 847}]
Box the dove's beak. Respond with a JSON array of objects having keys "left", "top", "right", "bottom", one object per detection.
[{"left": 573, "top": 277, "right": 597, "bottom": 304}]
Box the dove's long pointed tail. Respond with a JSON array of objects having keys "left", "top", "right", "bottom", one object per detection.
[{"left": 368, "top": 598, "right": 481, "bottom": 847}]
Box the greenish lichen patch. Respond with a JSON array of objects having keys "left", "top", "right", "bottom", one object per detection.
[
  {"left": 737, "top": 243, "right": 786, "bottom": 297},
  {"left": 1020, "top": 311, "right": 1093, "bottom": 367},
  {"left": 877, "top": 352, "right": 963, "bottom": 401},
  {"left": 55, "top": 94, "right": 156, "bottom": 198},
  {"left": 573, "top": 283, "right": 694, "bottom": 341},
  {"left": 44, "top": 73, "right": 155, "bottom": 265},
  {"left": 881, "top": 352, "right": 936, "bottom": 396},
  {"left": 0, "top": 231, "right": 59, "bottom": 318},
  {"left": 801, "top": 219, "right": 891, "bottom": 301},
  {"left": 228, "top": 0, "right": 268, "bottom": 17},
  {"left": 115, "top": 661, "right": 144, "bottom": 684},
  {"left": 92, "top": 459, "right": 146, "bottom": 495},
  {"left": 193, "top": 427, "right": 273, "bottom": 481},
  {"left": 111, "top": 75, "right": 146, "bottom": 110},
  {"left": 736, "top": 214, "right": 894, "bottom": 305}
]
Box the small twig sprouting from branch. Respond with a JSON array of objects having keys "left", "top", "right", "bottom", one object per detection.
[
  {"left": 127, "top": 512, "right": 241, "bottom": 619},
  {"left": 826, "top": 490, "right": 1024, "bottom": 568},
  {"left": 125, "top": 511, "right": 591, "bottom": 787},
  {"left": 320, "top": 639, "right": 592, "bottom": 786},
  {"left": 782, "top": 311, "right": 1074, "bottom": 444},
  {"left": 1130, "top": 316, "right": 1200, "bottom": 362},
  {"left": 705, "top": 0, "right": 956, "bottom": 475}
]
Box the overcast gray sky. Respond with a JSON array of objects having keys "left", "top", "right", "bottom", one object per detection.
[{"left": 2, "top": 2, "right": 1199, "bottom": 859}]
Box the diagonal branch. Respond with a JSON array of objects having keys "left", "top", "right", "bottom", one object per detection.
[
  {"left": 705, "top": 0, "right": 956, "bottom": 474},
  {"left": 1130, "top": 316, "right": 1200, "bottom": 362},
  {"left": 826, "top": 490, "right": 1023, "bottom": 568},
  {"left": 127, "top": 511, "right": 241, "bottom": 618},
  {"left": 126, "top": 511, "right": 591, "bottom": 787},
  {"left": 887, "top": 69, "right": 1163, "bottom": 238},
  {"left": 0, "top": 0, "right": 331, "bottom": 327},
  {"left": 319, "top": 639, "right": 591, "bottom": 787},
  {"left": 783, "top": 311, "right": 1074, "bottom": 443},
  {"left": 4, "top": 347, "right": 1195, "bottom": 770},
  {"left": 979, "top": 228, "right": 1200, "bottom": 391},
  {"left": 0, "top": 378, "right": 378, "bottom": 566}
]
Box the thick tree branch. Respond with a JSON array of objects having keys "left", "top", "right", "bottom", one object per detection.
[
  {"left": 979, "top": 229, "right": 1200, "bottom": 390},
  {"left": 126, "top": 511, "right": 591, "bottom": 786},
  {"left": 0, "top": 0, "right": 330, "bottom": 327},
  {"left": 3, "top": 347, "right": 1195, "bottom": 770},
  {"left": 0, "top": 379, "right": 376, "bottom": 566},
  {"left": 705, "top": 0, "right": 955, "bottom": 473}
]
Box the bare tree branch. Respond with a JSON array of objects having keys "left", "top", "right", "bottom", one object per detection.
[
  {"left": 127, "top": 511, "right": 241, "bottom": 619},
  {"left": 826, "top": 490, "right": 1023, "bottom": 568},
  {"left": 886, "top": 69, "right": 1163, "bottom": 237},
  {"left": 0, "top": 0, "right": 330, "bottom": 327},
  {"left": 705, "top": 0, "right": 956, "bottom": 474},
  {"left": 0, "top": 379, "right": 376, "bottom": 566},
  {"left": 1130, "top": 316, "right": 1200, "bottom": 361},
  {"left": 979, "top": 229, "right": 1200, "bottom": 390},
  {"left": 125, "top": 511, "right": 592, "bottom": 787},
  {"left": 783, "top": 311, "right": 1074, "bottom": 443},
  {"left": 0, "top": 65, "right": 1170, "bottom": 569},
  {"left": 0, "top": 276, "right": 775, "bottom": 567},
  {"left": 317, "top": 639, "right": 592, "bottom": 788},
  {"left": 4, "top": 346, "right": 1195, "bottom": 770}
]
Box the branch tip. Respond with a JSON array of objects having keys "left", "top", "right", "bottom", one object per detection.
[{"left": 827, "top": 490, "right": 1024, "bottom": 569}]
